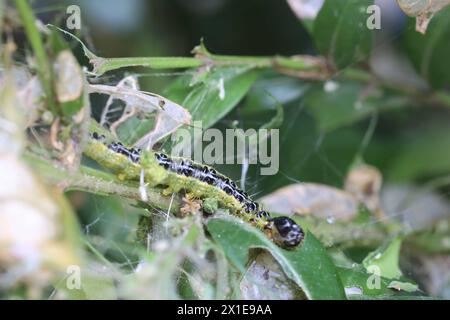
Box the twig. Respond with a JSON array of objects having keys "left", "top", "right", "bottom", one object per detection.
[{"left": 23, "top": 152, "right": 180, "bottom": 212}]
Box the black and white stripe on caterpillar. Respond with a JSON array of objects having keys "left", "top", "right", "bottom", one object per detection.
[
  {"left": 90, "top": 132, "right": 304, "bottom": 248},
  {"left": 98, "top": 135, "right": 262, "bottom": 216}
]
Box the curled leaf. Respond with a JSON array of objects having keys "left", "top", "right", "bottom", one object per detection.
[
  {"left": 240, "top": 251, "right": 305, "bottom": 300},
  {"left": 54, "top": 50, "right": 83, "bottom": 104},
  {"left": 344, "top": 164, "right": 384, "bottom": 218},
  {"left": 260, "top": 183, "right": 358, "bottom": 221},
  {"left": 89, "top": 81, "right": 191, "bottom": 148},
  {"left": 206, "top": 215, "right": 346, "bottom": 300}
]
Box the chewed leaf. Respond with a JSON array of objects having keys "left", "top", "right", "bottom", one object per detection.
[
  {"left": 260, "top": 183, "right": 358, "bottom": 221},
  {"left": 88, "top": 82, "right": 191, "bottom": 147},
  {"left": 54, "top": 50, "right": 83, "bottom": 105},
  {"left": 397, "top": 0, "right": 450, "bottom": 17},
  {"left": 344, "top": 164, "right": 383, "bottom": 218},
  {"left": 403, "top": 7, "right": 450, "bottom": 89},
  {"left": 240, "top": 251, "right": 305, "bottom": 299},
  {"left": 397, "top": 0, "right": 450, "bottom": 33},
  {"left": 206, "top": 215, "right": 346, "bottom": 300},
  {"left": 2, "top": 67, "right": 43, "bottom": 127}
]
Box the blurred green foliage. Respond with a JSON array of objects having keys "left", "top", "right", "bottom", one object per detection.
[{"left": 2, "top": 0, "right": 450, "bottom": 300}]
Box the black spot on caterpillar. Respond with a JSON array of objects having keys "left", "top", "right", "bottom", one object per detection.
[{"left": 87, "top": 132, "right": 304, "bottom": 249}]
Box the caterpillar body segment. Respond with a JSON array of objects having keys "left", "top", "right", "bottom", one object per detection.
[{"left": 85, "top": 132, "right": 304, "bottom": 248}]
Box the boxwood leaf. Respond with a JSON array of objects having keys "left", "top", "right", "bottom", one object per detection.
[{"left": 206, "top": 215, "right": 346, "bottom": 300}]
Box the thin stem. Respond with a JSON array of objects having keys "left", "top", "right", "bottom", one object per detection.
[
  {"left": 91, "top": 52, "right": 328, "bottom": 79},
  {"left": 83, "top": 238, "right": 120, "bottom": 274},
  {"left": 53, "top": 26, "right": 450, "bottom": 108},
  {"left": 90, "top": 51, "right": 450, "bottom": 109},
  {"left": 24, "top": 152, "right": 180, "bottom": 212},
  {"left": 342, "top": 68, "right": 450, "bottom": 109},
  {"left": 93, "top": 57, "right": 204, "bottom": 75}
]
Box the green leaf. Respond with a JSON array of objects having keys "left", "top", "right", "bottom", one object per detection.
[
  {"left": 338, "top": 266, "right": 396, "bottom": 298},
  {"left": 387, "top": 125, "right": 450, "bottom": 181},
  {"left": 406, "top": 227, "right": 450, "bottom": 254},
  {"left": 305, "top": 81, "right": 407, "bottom": 132},
  {"left": 206, "top": 215, "right": 346, "bottom": 300},
  {"left": 286, "top": 0, "right": 325, "bottom": 34},
  {"left": 259, "top": 95, "right": 284, "bottom": 130},
  {"left": 313, "top": 0, "right": 374, "bottom": 69},
  {"left": 54, "top": 269, "right": 117, "bottom": 300},
  {"left": 117, "top": 116, "right": 155, "bottom": 146},
  {"left": 306, "top": 81, "right": 375, "bottom": 132},
  {"left": 0, "top": 2, "right": 4, "bottom": 35},
  {"left": 363, "top": 236, "right": 403, "bottom": 279},
  {"left": 49, "top": 28, "right": 70, "bottom": 55},
  {"left": 80, "top": 272, "right": 117, "bottom": 300},
  {"left": 338, "top": 254, "right": 419, "bottom": 299},
  {"left": 403, "top": 6, "right": 450, "bottom": 89},
  {"left": 241, "top": 74, "right": 310, "bottom": 116},
  {"left": 164, "top": 66, "right": 259, "bottom": 129},
  {"left": 388, "top": 281, "right": 419, "bottom": 293}
]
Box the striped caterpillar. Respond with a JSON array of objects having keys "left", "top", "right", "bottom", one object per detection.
[{"left": 84, "top": 132, "right": 304, "bottom": 249}]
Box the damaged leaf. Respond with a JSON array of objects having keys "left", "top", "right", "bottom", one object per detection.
[
  {"left": 206, "top": 215, "right": 346, "bottom": 300},
  {"left": 260, "top": 183, "right": 359, "bottom": 221},
  {"left": 89, "top": 80, "right": 192, "bottom": 148},
  {"left": 397, "top": 0, "right": 450, "bottom": 33}
]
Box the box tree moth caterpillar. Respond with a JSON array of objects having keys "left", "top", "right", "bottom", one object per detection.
[{"left": 84, "top": 132, "right": 304, "bottom": 249}]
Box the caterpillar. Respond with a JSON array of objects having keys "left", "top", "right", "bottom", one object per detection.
[{"left": 84, "top": 132, "right": 304, "bottom": 249}]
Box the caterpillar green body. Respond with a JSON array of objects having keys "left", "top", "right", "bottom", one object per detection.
[{"left": 83, "top": 132, "right": 304, "bottom": 249}]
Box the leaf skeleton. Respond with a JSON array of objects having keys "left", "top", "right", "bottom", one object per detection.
[{"left": 84, "top": 131, "right": 304, "bottom": 249}]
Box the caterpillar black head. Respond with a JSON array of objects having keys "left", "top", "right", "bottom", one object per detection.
[
  {"left": 90, "top": 132, "right": 106, "bottom": 141},
  {"left": 271, "top": 217, "right": 304, "bottom": 248}
]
